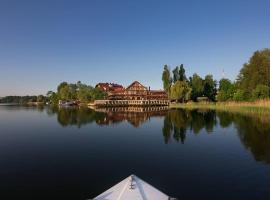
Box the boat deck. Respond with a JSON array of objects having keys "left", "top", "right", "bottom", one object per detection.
[{"left": 93, "top": 175, "right": 175, "bottom": 200}]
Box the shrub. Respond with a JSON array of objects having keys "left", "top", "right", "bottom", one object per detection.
[
  {"left": 233, "top": 89, "right": 251, "bottom": 101},
  {"left": 252, "top": 84, "right": 270, "bottom": 100}
]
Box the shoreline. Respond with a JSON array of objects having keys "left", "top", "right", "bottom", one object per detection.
[{"left": 169, "top": 100, "right": 270, "bottom": 115}]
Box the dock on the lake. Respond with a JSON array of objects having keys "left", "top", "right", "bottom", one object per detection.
[{"left": 88, "top": 99, "right": 170, "bottom": 107}]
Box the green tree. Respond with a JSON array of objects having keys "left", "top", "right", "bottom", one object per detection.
[
  {"left": 91, "top": 88, "right": 107, "bottom": 101},
  {"left": 233, "top": 89, "right": 250, "bottom": 101},
  {"left": 190, "top": 73, "right": 204, "bottom": 101},
  {"left": 57, "top": 82, "right": 68, "bottom": 94},
  {"left": 59, "top": 85, "right": 72, "bottom": 100},
  {"left": 217, "top": 78, "right": 235, "bottom": 101},
  {"left": 37, "top": 95, "right": 45, "bottom": 102},
  {"left": 203, "top": 75, "right": 217, "bottom": 101},
  {"left": 77, "top": 84, "right": 92, "bottom": 102},
  {"left": 237, "top": 48, "right": 270, "bottom": 95},
  {"left": 179, "top": 64, "right": 187, "bottom": 81},
  {"left": 47, "top": 91, "right": 59, "bottom": 104},
  {"left": 169, "top": 80, "right": 192, "bottom": 102},
  {"left": 252, "top": 84, "right": 270, "bottom": 100},
  {"left": 162, "top": 65, "right": 172, "bottom": 93},
  {"left": 172, "top": 66, "right": 179, "bottom": 83}
]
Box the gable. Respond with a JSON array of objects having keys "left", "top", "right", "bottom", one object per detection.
[{"left": 126, "top": 81, "right": 147, "bottom": 91}]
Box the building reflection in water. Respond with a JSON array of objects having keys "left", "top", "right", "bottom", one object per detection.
[
  {"left": 47, "top": 106, "right": 270, "bottom": 164},
  {"left": 94, "top": 106, "right": 168, "bottom": 127}
]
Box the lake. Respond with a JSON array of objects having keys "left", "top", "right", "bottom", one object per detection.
[{"left": 0, "top": 105, "right": 270, "bottom": 200}]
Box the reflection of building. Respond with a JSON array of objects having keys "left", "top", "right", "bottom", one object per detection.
[{"left": 95, "top": 106, "right": 168, "bottom": 127}]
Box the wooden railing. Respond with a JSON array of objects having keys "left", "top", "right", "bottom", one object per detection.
[{"left": 89, "top": 99, "right": 170, "bottom": 107}]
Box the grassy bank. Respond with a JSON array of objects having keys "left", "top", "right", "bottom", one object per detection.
[{"left": 169, "top": 100, "right": 270, "bottom": 116}]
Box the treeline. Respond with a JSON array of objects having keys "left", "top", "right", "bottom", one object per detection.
[
  {"left": 0, "top": 95, "right": 47, "bottom": 104},
  {"left": 0, "top": 81, "right": 106, "bottom": 105},
  {"left": 162, "top": 64, "right": 216, "bottom": 102},
  {"left": 47, "top": 81, "right": 106, "bottom": 104},
  {"left": 162, "top": 48, "right": 270, "bottom": 102}
]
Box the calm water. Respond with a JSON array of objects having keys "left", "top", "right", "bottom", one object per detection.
[{"left": 0, "top": 105, "right": 270, "bottom": 200}]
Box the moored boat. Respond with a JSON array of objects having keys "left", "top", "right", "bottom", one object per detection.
[{"left": 91, "top": 174, "right": 177, "bottom": 200}]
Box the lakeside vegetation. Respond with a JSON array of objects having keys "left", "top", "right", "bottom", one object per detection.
[
  {"left": 170, "top": 100, "right": 270, "bottom": 116},
  {"left": 46, "top": 81, "right": 107, "bottom": 105},
  {"left": 162, "top": 48, "right": 270, "bottom": 103},
  {"left": 0, "top": 81, "right": 107, "bottom": 105}
]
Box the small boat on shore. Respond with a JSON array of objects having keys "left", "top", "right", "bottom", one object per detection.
[
  {"left": 92, "top": 174, "right": 177, "bottom": 200},
  {"left": 58, "top": 100, "right": 78, "bottom": 107}
]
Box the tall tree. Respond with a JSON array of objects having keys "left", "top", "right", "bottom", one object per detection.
[
  {"left": 162, "top": 65, "right": 172, "bottom": 93},
  {"left": 172, "top": 66, "right": 179, "bottom": 83},
  {"left": 203, "top": 75, "right": 217, "bottom": 101},
  {"left": 237, "top": 48, "right": 270, "bottom": 92},
  {"left": 179, "top": 64, "right": 187, "bottom": 81},
  {"left": 217, "top": 78, "right": 235, "bottom": 101},
  {"left": 169, "top": 80, "right": 192, "bottom": 102},
  {"left": 190, "top": 73, "right": 204, "bottom": 101},
  {"left": 57, "top": 82, "right": 68, "bottom": 94}
]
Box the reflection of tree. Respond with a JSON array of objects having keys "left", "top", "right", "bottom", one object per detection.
[
  {"left": 162, "top": 109, "right": 216, "bottom": 143},
  {"left": 233, "top": 115, "right": 270, "bottom": 164},
  {"left": 217, "top": 111, "right": 270, "bottom": 164},
  {"left": 217, "top": 111, "right": 233, "bottom": 128},
  {"left": 47, "top": 106, "right": 106, "bottom": 128},
  {"left": 48, "top": 106, "right": 168, "bottom": 128},
  {"left": 162, "top": 115, "right": 173, "bottom": 144}
]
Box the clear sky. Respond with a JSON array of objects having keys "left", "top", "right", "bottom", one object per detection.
[{"left": 0, "top": 0, "right": 270, "bottom": 96}]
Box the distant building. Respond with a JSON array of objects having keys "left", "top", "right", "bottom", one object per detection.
[
  {"left": 196, "top": 96, "right": 209, "bottom": 102},
  {"left": 106, "top": 81, "right": 168, "bottom": 100}
]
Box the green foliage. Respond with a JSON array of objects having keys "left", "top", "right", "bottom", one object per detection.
[
  {"left": 217, "top": 78, "right": 236, "bottom": 101},
  {"left": 169, "top": 80, "right": 192, "bottom": 102},
  {"left": 162, "top": 65, "right": 172, "bottom": 93},
  {"left": 203, "top": 75, "right": 217, "bottom": 101},
  {"left": 0, "top": 96, "right": 39, "bottom": 104},
  {"left": 37, "top": 95, "right": 46, "bottom": 103},
  {"left": 90, "top": 88, "right": 107, "bottom": 101},
  {"left": 59, "top": 85, "right": 72, "bottom": 100},
  {"left": 179, "top": 64, "right": 187, "bottom": 81},
  {"left": 233, "top": 89, "right": 250, "bottom": 101},
  {"left": 47, "top": 91, "right": 59, "bottom": 104},
  {"left": 237, "top": 48, "right": 270, "bottom": 93},
  {"left": 77, "top": 84, "right": 92, "bottom": 102},
  {"left": 172, "top": 64, "right": 187, "bottom": 83},
  {"left": 48, "top": 81, "right": 107, "bottom": 104},
  {"left": 172, "top": 66, "right": 179, "bottom": 83},
  {"left": 190, "top": 73, "right": 204, "bottom": 101},
  {"left": 252, "top": 84, "right": 270, "bottom": 100}
]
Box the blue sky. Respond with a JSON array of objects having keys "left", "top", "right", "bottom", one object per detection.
[{"left": 0, "top": 0, "right": 270, "bottom": 96}]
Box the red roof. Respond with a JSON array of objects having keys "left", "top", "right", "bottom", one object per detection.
[{"left": 96, "top": 82, "right": 124, "bottom": 92}]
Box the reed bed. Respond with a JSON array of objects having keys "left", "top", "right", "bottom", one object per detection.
[{"left": 169, "top": 99, "right": 270, "bottom": 116}]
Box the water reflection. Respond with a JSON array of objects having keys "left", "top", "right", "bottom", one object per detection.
[
  {"left": 232, "top": 114, "right": 270, "bottom": 164},
  {"left": 47, "top": 106, "right": 270, "bottom": 164},
  {"left": 162, "top": 109, "right": 217, "bottom": 143},
  {"left": 47, "top": 106, "right": 106, "bottom": 128},
  {"left": 94, "top": 107, "right": 168, "bottom": 127}
]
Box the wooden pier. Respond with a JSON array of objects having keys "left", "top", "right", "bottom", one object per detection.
[{"left": 89, "top": 99, "right": 170, "bottom": 107}]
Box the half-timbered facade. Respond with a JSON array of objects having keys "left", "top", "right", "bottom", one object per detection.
[{"left": 107, "top": 81, "right": 168, "bottom": 100}]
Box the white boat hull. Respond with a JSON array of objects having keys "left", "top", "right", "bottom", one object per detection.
[{"left": 92, "top": 174, "right": 176, "bottom": 200}]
